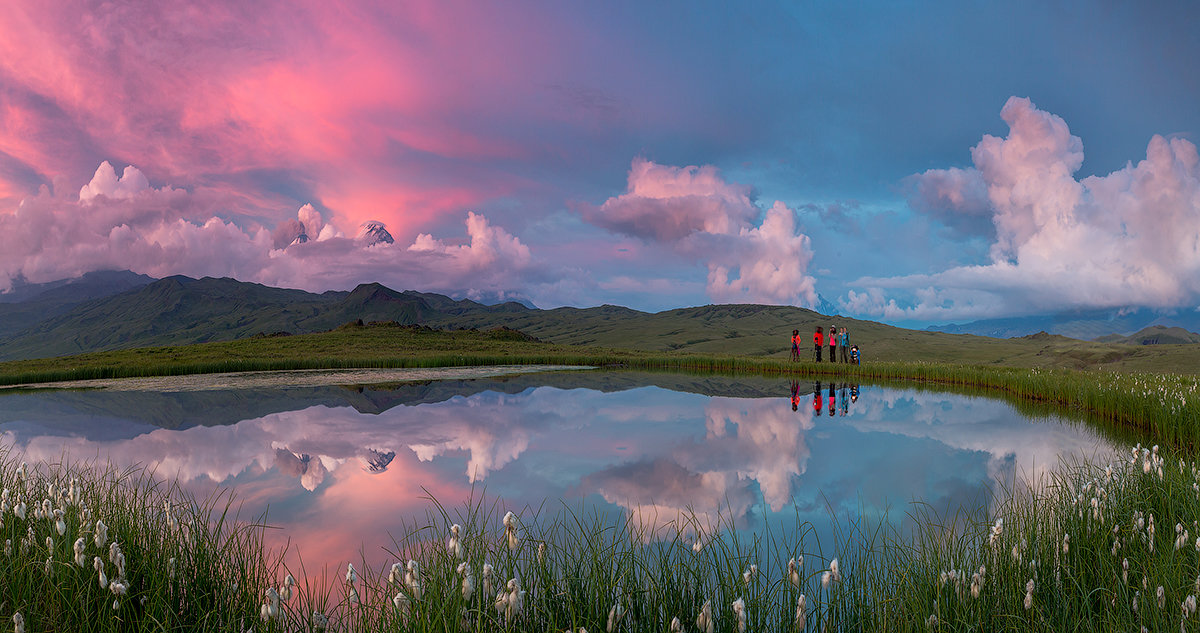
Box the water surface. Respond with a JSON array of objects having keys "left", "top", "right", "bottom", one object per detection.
[{"left": 0, "top": 370, "right": 1121, "bottom": 575}]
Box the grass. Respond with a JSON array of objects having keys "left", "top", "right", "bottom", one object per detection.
[
  {"left": 34, "top": 442, "right": 1182, "bottom": 633},
  {"left": 0, "top": 448, "right": 274, "bottom": 632},
  {"left": 1, "top": 322, "right": 1198, "bottom": 452}
]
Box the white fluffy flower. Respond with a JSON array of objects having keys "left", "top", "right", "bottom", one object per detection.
[
  {"left": 448, "top": 524, "right": 463, "bottom": 559},
  {"left": 695, "top": 600, "right": 714, "bottom": 633},
  {"left": 503, "top": 511, "right": 519, "bottom": 550},
  {"left": 788, "top": 557, "right": 802, "bottom": 588},
  {"left": 607, "top": 604, "right": 625, "bottom": 633},
  {"left": 795, "top": 594, "right": 807, "bottom": 628},
  {"left": 732, "top": 597, "right": 746, "bottom": 633}
]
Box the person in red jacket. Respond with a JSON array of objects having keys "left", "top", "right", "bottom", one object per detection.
[
  {"left": 829, "top": 325, "right": 838, "bottom": 363},
  {"left": 814, "top": 326, "right": 823, "bottom": 362},
  {"left": 791, "top": 329, "right": 801, "bottom": 361}
]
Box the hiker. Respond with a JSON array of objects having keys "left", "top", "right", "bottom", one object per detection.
[
  {"left": 812, "top": 381, "right": 822, "bottom": 416},
  {"left": 791, "top": 329, "right": 801, "bottom": 361},
  {"left": 850, "top": 345, "right": 860, "bottom": 365},
  {"left": 791, "top": 380, "right": 801, "bottom": 411},
  {"left": 850, "top": 383, "right": 859, "bottom": 404},
  {"left": 813, "top": 326, "right": 823, "bottom": 362},
  {"left": 828, "top": 325, "right": 838, "bottom": 363},
  {"left": 827, "top": 382, "right": 836, "bottom": 416},
  {"left": 839, "top": 383, "right": 849, "bottom": 416},
  {"left": 839, "top": 328, "right": 850, "bottom": 363}
]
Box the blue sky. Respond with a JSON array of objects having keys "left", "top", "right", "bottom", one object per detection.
[{"left": 1, "top": 1, "right": 1198, "bottom": 326}]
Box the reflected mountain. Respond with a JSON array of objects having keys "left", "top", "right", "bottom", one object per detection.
[
  {"left": 0, "top": 370, "right": 1123, "bottom": 581},
  {"left": 0, "top": 370, "right": 793, "bottom": 433}
]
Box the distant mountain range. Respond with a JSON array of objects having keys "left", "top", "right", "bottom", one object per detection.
[
  {"left": 3, "top": 270, "right": 1200, "bottom": 363},
  {"left": 927, "top": 307, "right": 1200, "bottom": 341},
  {"left": 0, "top": 271, "right": 959, "bottom": 362}
]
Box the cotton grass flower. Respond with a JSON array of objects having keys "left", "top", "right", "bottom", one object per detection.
[
  {"left": 405, "top": 559, "right": 423, "bottom": 600},
  {"left": 795, "top": 594, "right": 807, "bottom": 629},
  {"left": 695, "top": 600, "right": 714, "bottom": 633},
  {"left": 503, "top": 511, "right": 519, "bottom": 550},
  {"left": 788, "top": 556, "right": 803, "bottom": 588},
  {"left": 1023, "top": 579, "right": 1034, "bottom": 611},
  {"left": 74, "top": 537, "right": 87, "bottom": 567},
  {"left": 742, "top": 564, "right": 758, "bottom": 586},
  {"left": 448, "top": 523, "right": 463, "bottom": 559},
  {"left": 94, "top": 519, "right": 107, "bottom": 549},
  {"left": 279, "top": 573, "right": 295, "bottom": 601},
  {"left": 483, "top": 563, "right": 494, "bottom": 599},
  {"left": 54, "top": 508, "right": 65, "bottom": 536},
  {"left": 830, "top": 557, "right": 841, "bottom": 583},
  {"left": 732, "top": 597, "right": 747, "bottom": 633},
  {"left": 607, "top": 603, "right": 625, "bottom": 632},
  {"left": 457, "top": 562, "right": 475, "bottom": 600},
  {"left": 12, "top": 612, "right": 24, "bottom": 633},
  {"left": 989, "top": 517, "right": 1003, "bottom": 547},
  {"left": 95, "top": 556, "right": 108, "bottom": 590},
  {"left": 494, "top": 578, "right": 524, "bottom": 622},
  {"left": 1158, "top": 586, "right": 1166, "bottom": 610},
  {"left": 13, "top": 501, "right": 25, "bottom": 521},
  {"left": 670, "top": 617, "right": 682, "bottom": 633}
]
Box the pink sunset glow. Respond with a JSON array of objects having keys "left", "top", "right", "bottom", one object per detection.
[{"left": 0, "top": 1, "right": 1198, "bottom": 319}]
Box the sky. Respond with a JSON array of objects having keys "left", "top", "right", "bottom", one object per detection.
[{"left": 1, "top": 1, "right": 1199, "bottom": 326}]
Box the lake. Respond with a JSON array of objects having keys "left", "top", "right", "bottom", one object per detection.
[{"left": 0, "top": 368, "right": 1123, "bottom": 579}]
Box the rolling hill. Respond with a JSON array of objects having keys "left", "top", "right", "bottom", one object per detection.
[{"left": 5, "top": 274, "right": 1200, "bottom": 372}]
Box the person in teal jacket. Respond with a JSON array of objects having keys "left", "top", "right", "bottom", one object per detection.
[{"left": 839, "top": 328, "right": 850, "bottom": 363}]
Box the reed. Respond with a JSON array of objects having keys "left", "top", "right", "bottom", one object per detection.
[
  {"left": 240, "top": 443, "right": 1199, "bottom": 632},
  {"left": 3, "top": 442, "right": 1197, "bottom": 631},
  {"left": 0, "top": 448, "right": 274, "bottom": 632}
]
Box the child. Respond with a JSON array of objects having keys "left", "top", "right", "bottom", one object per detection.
[
  {"left": 850, "top": 345, "right": 860, "bottom": 365},
  {"left": 813, "top": 326, "right": 823, "bottom": 362}
]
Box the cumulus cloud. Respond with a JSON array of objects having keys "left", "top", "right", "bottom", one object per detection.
[
  {"left": 581, "top": 158, "right": 818, "bottom": 306},
  {"left": 0, "top": 161, "right": 537, "bottom": 297},
  {"left": 857, "top": 96, "right": 1200, "bottom": 321},
  {"left": 79, "top": 161, "right": 152, "bottom": 202}
]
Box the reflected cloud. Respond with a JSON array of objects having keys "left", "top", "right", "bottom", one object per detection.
[{"left": 0, "top": 376, "right": 1121, "bottom": 579}]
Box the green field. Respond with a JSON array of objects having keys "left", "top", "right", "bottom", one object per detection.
[{"left": 2, "top": 322, "right": 1200, "bottom": 451}]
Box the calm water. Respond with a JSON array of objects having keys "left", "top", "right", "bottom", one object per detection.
[{"left": 0, "top": 369, "right": 1121, "bottom": 575}]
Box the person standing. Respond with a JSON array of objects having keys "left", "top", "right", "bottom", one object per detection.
[
  {"left": 814, "top": 326, "right": 823, "bottom": 362},
  {"left": 839, "top": 328, "right": 850, "bottom": 363},
  {"left": 828, "top": 325, "right": 838, "bottom": 363},
  {"left": 791, "top": 329, "right": 801, "bottom": 361},
  {"left": 812, "top": 381, "right": 822, "bottom": 416}
]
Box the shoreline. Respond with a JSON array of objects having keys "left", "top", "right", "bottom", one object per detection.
[{"left": 0, "top": 364, "right": 593, "bottom": 393}]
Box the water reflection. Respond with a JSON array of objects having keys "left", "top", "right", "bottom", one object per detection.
[{"left": 0, "top": 371, "right": 1119, "bottom": 577}]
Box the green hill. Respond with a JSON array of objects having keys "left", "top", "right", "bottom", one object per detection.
[
  {"left": 6, "top": 275, "right": 1200, "bottom": 373},
  {"left": 1095, "top": 325, "right": 1200, "bottom": 345}
]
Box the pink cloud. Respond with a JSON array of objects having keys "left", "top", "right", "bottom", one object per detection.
[
  {"left": 0, "top": 161, "right": 537, "bottom": 296},
  {"left": 581, "top": 158, "right": 818, "bottom": 306},
  {"left": 863, "top": 96, "right": 1200, "bottom": 320}
]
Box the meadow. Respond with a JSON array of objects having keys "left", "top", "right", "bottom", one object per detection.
[
  {"left": 3, "top": 442, "right": 1198, "bottom": 632},
  {"left": 1, "top": 322, "right": 1197, "bottom": 451},
  {"left": 3, "top": 322, "right": 1200, "bottom": 630}
]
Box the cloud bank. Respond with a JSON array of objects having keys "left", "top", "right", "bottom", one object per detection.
[
  {"left": 0, "top": 161, "right": 534, "bottom": 299},
  {"left": 581, "top": 158, "right": 818, "bottom": 306},
  {"left": 854, "top": 97, "right": 1200, "bottom": 321}
]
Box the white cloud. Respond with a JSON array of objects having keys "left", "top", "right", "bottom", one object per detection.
[
  {"left": 1, "top": 162, "right": 539, "bottom": 298},
  {"left": 858, "top": 96, "right": 1200, "bottom": 321},
  {"left": 581, "top": 158, "right": 818, "bottom": 307}
]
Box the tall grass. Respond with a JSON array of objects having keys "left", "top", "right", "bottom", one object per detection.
[
  {"left": 0, "top": 448, "right": 274, "bottom": 632},
  {"left": 3, "top": 443, "right": 1197, "bottom": 631},
  {"left": 253, "top": 443, "right": 1198, "bottom": 632}
]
